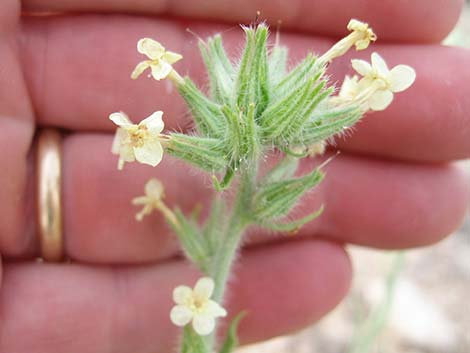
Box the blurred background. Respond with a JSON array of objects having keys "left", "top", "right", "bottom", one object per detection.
[{"left": 236, "top": 4, "right": 470, "bottom": 353}]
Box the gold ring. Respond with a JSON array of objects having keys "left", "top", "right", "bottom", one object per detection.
[{"left": 36, "top": 129, "right": 64, "bottom": 262}]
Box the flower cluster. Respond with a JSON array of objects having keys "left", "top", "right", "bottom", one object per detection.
[{"left": 106, "top": 19, "right": 418, "bottom": 349}]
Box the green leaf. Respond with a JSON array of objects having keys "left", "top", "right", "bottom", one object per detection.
[
  {"left": 271, "top": 81, "right": 329, "bottom": 140},
  {"left": 171, "top": 208, "right": 209, "bottom": 272},
  {"left": 244, "top": 102, "right": 261, "bottom": 160},
  {"left": 167, "top": 134, "right": 228, "bottom": 172},
  {"left": 273, "top": 54, "right": 322, "bottom": 97},
  {"left": 178, "top": 78, "right": 225, "bottom": 137},
  {"left": 260, "top": 78, "right": 315, "bottom": 139},
  {"left": 253, "top": 168, "right": 325, "bottom": 220},
  {"left": 261, "top": 155, "right": 299, "bottom": 184},
  {"left": 220, "top": 105, "right": 243, "bottom": 164},
  {"left": 268, "top": 45, "right": 288, "bottom": 87},
  {"left": 292, "top": 107, "right": 362, "bottom": 146},
  {"left": 212, "top": 168, "right": 235, "bottom": 192},
  {"left": 235, "top": 24, "right": 269, "bottom": 114},
  {"left": 234, "top": 26, "right": 256, "bottom": 109},
  {"left": 258, "top": 205, "right": 324, "bottom": 233},
  {"left": 279, "top": 85, "right": 333, "bottom": 143},
  {"left": 198, "top": 35, "right": 235, "bottom": 105},
  {"left": 218, "top": 312, "right": 247, "bottom": 353}
]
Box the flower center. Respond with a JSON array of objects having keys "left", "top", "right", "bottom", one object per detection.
[
  {"left": 129, "top": 126, "right": 149, "bottom": 148},
  {"left": 189, "top": 296, "right": 207, "bottom": 313}
]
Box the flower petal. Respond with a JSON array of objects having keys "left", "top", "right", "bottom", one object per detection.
[
  {"left": 170, "top": 305, "right": 194, "bottom": 327},
  {"left": 134, "top": 139, "right": 164, "bottom": 167},
  {"left": 371, "top": 52, "right": 389, "bottom": 77},
  {"left": 192, "top": 314, "right": 216, "bottom": 336},
  {"left": 163, "top": 51, "right": 183, "bottom": 65},
  {"left": 389, "top": 65, "right": 416, "bottom": 92},
  {"left": 109, "top": 112, "right": 133, "bottom": 128},
  {"left": 193, "top": 277, "right": 215, "bottom": 300},
  {"left": 150, "top": 61, "right": 173, "bottom": 80},
  {"left": 145, "top": 178, "right": 164, "bottom": 199},
  {"left": 139, "top": 111, "right": 164, "bottom": 134},
  {"left": 137, "top": 38, "right": 165, "bottom": 60},
  {"left": 368, "top": 90, "right": 394, "bottom": 111},
  {"left": 355, "top": 38, "right": 370, "bottom": 51},
  {"left": 120, "top": 144, "right": 135, "bottom": 162},
  {"left": 347, "top": 19, "right": 366, "bottom": 32},
  {"left": 204, "top": 300, "right": 227, "bottom": 318},
  {"left": 339, "top": 75, "right": 359, "bottom": 99},
  {"left": 131, "top": 196, "right": 149, "bottom": 206},
  {"left": 111, "top": 128, "right": 127, "bottom": 154},
  {"left": 173, "top": 285, "right": 193, "bottom": 305},
  {"left": 351, "top": 59, "right": 372, "bottom": 77},
  {"left": 131, "top": 61, "right": 151, "bottom": 80}
]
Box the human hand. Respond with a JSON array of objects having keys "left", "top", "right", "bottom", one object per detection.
[{"left": 1, "top": 0, "right": 469, "bottom": 352}]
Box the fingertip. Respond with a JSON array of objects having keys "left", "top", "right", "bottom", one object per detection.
[{"left": 230, "top": 239, "right": 352, "bottom": 344}]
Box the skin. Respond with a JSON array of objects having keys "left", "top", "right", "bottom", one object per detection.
[{"left": 0, "top": 0, "right": 469, "bottom": 351}]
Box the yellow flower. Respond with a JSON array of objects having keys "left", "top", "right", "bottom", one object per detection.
[
  {"left": 131, "top": 38, "right": 183, "bottom": 81},
  {"left": 170, "top": 277, "right": 227, "bottom": 336},
  {"left": 110, "top": 111, "right": 165, "bottom": 170},
  {"left": 351, "top": 52, "right": 416, "bottom": 111},
  {"left": 347, "top": 19, "right": 377, "bottom": 50},
  {"left": 132, "top": 178, "right": 164, "bottom": 221},
  {"left": 338, "top": 75, "right": 361, "bottom": 101},
  {"left": 320, "top": 19, "right": 377, "bottom": 63}
]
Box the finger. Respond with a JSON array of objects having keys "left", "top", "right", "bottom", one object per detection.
[
  {"left": 20, "top": 16, "right": 470, "bottom": 162},
  {"left": 0, "top": 239, "right": 351, "bottom": 353},
  {"left": 5, "top": 133, "right": 468, "bottom": 262},
  {"left": 0, "top": 1, "right": 36, "bottom": 256},
  {"left": 21, "top": 0, "right": 463, "bottom": 43}
]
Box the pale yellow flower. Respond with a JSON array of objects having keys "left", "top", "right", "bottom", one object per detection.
[
  {"left": 320, "top": 19, "right": 377, "bottom": 63},
  {"left": 338, "top": 75, "right": 361, "bottom": 100},
  {"left": 170, "top": 277, "right": 227, "bottom": 336},
  {"left": 351, "top": 52, "right": 416, "bottom": 111},
  {"left": 132, "top": 178, "right": 164, "bottom": 221},
  {"left": 110, "top": 111, "right": 165, "bottom": 170},
  {"left": 347, "top": 19, "right": 377, "bottom": 50},
  {"left": 131, "top": 38, "right": 182, "bottom": 80}
]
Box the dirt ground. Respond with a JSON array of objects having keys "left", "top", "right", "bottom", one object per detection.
[{"left": 236, "top": 7, "right": 470, "bottom": 353}]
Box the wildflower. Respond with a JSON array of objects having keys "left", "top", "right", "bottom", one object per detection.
[
  {"left": 131, "top": 38, "right": 183, "bottom": 81},
  {"left": 338, "top": 75, "right": 361, "bottom": 101},
  {"left": 351, "top": 52, "right": 416, "bottom": 111},
  {"left": 132, "top": 178, "right": 165, "bottom": 221},
  {"left": 170, "top": 277, "right": 227, "bottom": 336},
  {"left": 110, "top": 111, "right": 166, "bottom": 170},
  {"left": 320, "top": 19, "right": 377, "bottom": 63},
  {"left": 347, "top": 19, "right": 377, "bottom": 50}
]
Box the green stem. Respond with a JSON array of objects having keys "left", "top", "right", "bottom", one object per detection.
[
  {"left": 211, "top": 214, "right": 248, "bottom": 301},
  {"left": 203, "top": 166, "right": 256, "bottom": 352}
]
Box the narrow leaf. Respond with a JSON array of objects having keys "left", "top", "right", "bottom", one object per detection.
[
  {"left": 167, "top": 134, "right": 228, "bottom": 172},
  {"left": 259, "top": 205, "right": 324, "bottom": 233},
  {"left": 218, "top": 312, "right": 247, "bottom": 353},
  {"left": 178, "top": 78, "right": 224, "bottom": 137}
]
